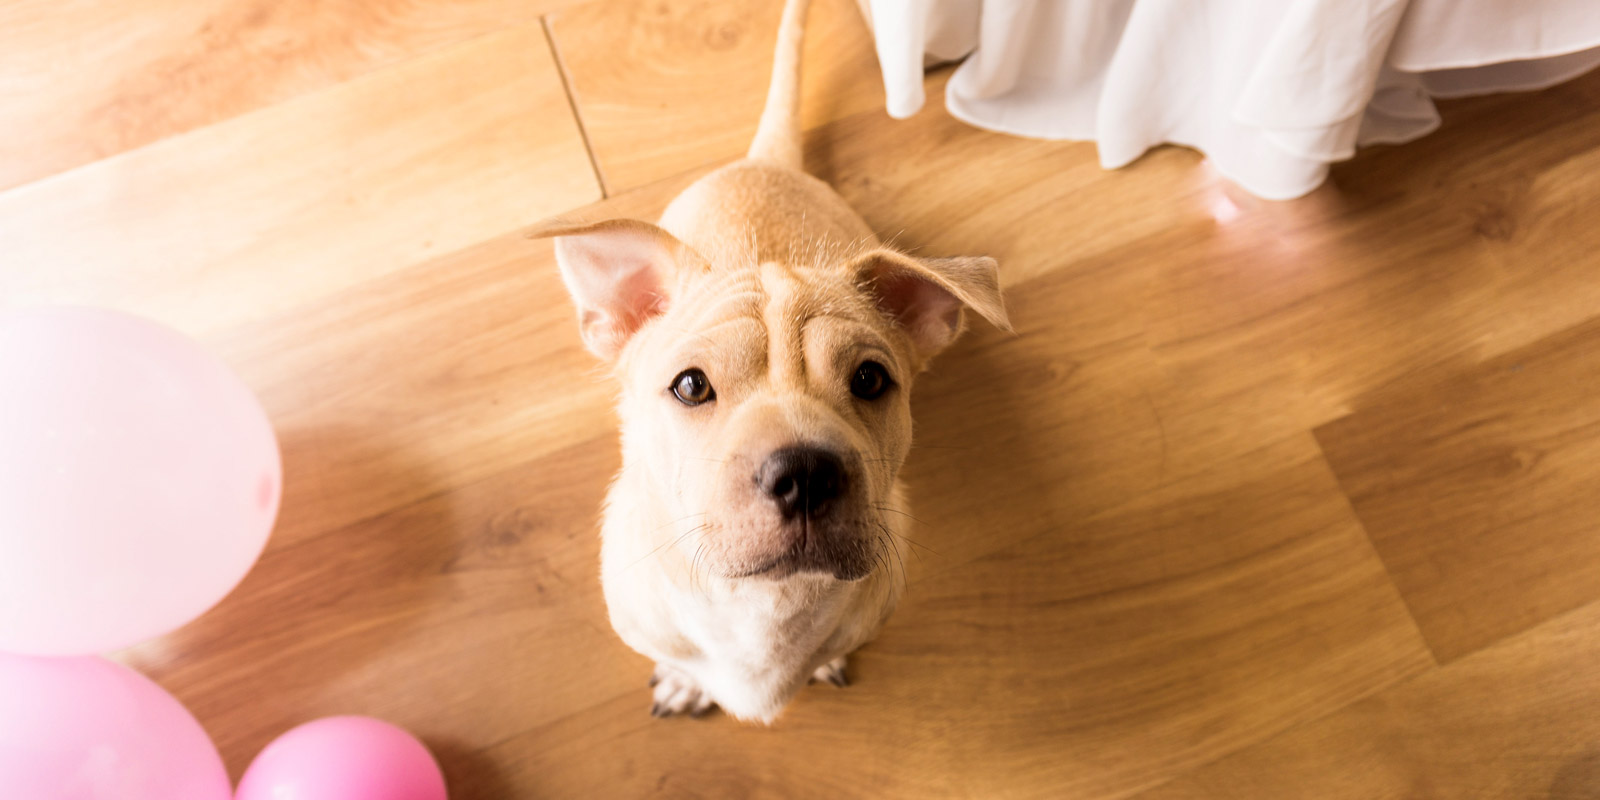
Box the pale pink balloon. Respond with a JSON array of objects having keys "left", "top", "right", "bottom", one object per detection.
[
  {"left": 0, "top": 652, "right": 232, "bottom": 800},
  {"left": 0, "top": 306, "right": 280, "bottom": 655},
  {"left": 235, "top": 716, "right": 449, "bottom": 800}
]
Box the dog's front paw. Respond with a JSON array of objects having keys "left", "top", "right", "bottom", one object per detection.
[
  {"left": 650, "top": 664, "right": 715, "bottom": 718},
  {"left": 809, "top": 656, "right": 849, "bottom": 687}
]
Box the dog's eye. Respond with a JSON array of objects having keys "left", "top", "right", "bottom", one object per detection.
[
  {"left": 670, "top": 368, "right": 715, "bottom": 406},
  {"left": 850, "top": 361, "right": 891, "bottom": 400}
]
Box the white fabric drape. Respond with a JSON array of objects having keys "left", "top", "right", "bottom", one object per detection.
[{"left": 866, "top": 0, "right": 1600, "bottom": 199}]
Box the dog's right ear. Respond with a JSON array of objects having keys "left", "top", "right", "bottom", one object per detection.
[
  {"left": 528, "top": 218, "right": 707, "bottom": 360},
  {"left": 849, "top": 248, "right": 1011, "bottom": 365}
]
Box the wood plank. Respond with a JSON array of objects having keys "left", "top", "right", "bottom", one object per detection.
[
  {"left": 189, "top": 173, "right": 695, "bottom": 549},
  {"left": 119, "top": 435, "right": 631, "bottom": 783},
  {"left": 546, "top": 0, "right": 886, "bottom": 194},
  {"left": 0, "top": 0, "right": 588, "bottom": 191},
  {"left": 458, "top": 436, "right": 1431, "bottom": 798},
  {"left": 192, "top": 83, "right": 1222, "bottom": 557},
  {"left": 114, "top": 91, "right": 1436, "bottom": 795},
  {"left": 0, "top": 24, "right": 600, "bottom": 338},
  {"left": 1136, "top": 599, "right": 1600, "bottom": 800},
  {"left": 29, "top": 8, "right": 1600, "bottom": 798},
  {"left": 1314, "top": 316, "right": 1600, "bottom": 662},
  {"left": 810, "top": 83, "right": 1208, "bottom": 292},
  {"left": 1142, "top": 71, "right": 1600, "bottom": 436}
]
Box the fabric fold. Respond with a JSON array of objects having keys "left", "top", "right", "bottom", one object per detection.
[{"left": 867, "top": 0, "right": 1600, "bottom": 199}]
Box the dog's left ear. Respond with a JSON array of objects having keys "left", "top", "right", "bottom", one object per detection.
[
  {"left": 528, "top": 217, "right": 708, "bottom": 360},
  {"left": 850, "top": 249, "right": 1012, "bottom": 362}
]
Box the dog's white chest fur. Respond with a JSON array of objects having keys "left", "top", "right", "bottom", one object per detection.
[{"left": 598, "top": 470, "right": 898, "bottom": 722}]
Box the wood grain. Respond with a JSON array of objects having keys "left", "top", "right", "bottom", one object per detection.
[
  {"left": 133, "top": 125, "right": 1436, "bottom": 796},
  {"left": 175, "top": 171, "right": 696, "bottom": 550},
  {"left": 1136, "top": 600, "right": 1600, "bottom": 800},
  {"left": 0, "top": 24, "right": 600, "bottom": 338},
  {"left": 1315, "top": 316, "right": 1600, "bottom": 662},
  {"left": 0, "top": 0, "right": 591, "bottom": 191},
  {"left": 547, "top": 0, "right": 886, "bottom": 194},
  {"left": 109, "top": 56, "right": 1600, "bottom": 800},
  {"left": 1143, "top": 72, "right": 1600, "bottom": 435},
  {"left": 7, "top": 3, "right": 1600, "bottom": 798},
  {"left": 121, "top": 434, "right": 630, "bottom": 783},
  {"left": 459, "top": 436, "right": 1431, "bottom": 799}
]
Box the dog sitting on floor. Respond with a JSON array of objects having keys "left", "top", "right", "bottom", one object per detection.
[{"left": 530, "top": 0, "right": 1010, "bottom": 723}]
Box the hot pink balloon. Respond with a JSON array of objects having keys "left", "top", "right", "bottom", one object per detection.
[
  {"left": 0, "top": 652, "right": 232, "bottom": 800},
  {"left": 0, "top": 306, "right": 280, "bottom": 655},
  {"left": 235, "top": 716, "right": 449, "bottom": 800}
]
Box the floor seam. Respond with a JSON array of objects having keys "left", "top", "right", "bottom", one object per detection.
[{"left": 541, "top": 13, "right": 610, "bottom": 200}]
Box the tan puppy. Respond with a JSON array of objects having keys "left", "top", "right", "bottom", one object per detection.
[{"left": 532, "top": 0, "right": 1009, "bottom": 723}]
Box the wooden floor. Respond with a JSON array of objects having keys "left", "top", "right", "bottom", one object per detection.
[{"left": 6, "top": 1, "right": 1600, "bottom": 797}]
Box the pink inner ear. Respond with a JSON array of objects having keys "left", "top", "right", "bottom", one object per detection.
[
  {"left": 874, "top": 269, "right": 962, "bottom": 349},
  {"left": 604, "top": 263, "right": 669, "bottom": 335},
  {"left": 554, "top": 224, "right": 683, "bottom": 358}
]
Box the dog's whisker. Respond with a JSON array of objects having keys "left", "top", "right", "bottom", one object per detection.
[
  {"left": 892, "top": 536, "right": 909, "bottom": 589},
  {"left": 882, "top": 539, "right": 902, "bottom": 591},
  {"left": 687, "top": 548, "right": 697, "bottom": 598},
  {"left": 872, "top": 504, "right": 929, "bottom": 526},
  {"left": 876, "top": 522, "right": 910, "bottom": 590},
  {"left": 692, "top": 542, "right": 714, "bottom": 601},
  {"left": 651, "top": 511, "right": 709, "bottom": 533},
  {"left": 883, "top": 531, "right": 921, "bottom": 576},
  {"left": 878, "top": 526, "right": 936, "bottom": 563},
  {"left": 633, "top": 527, "right": 700, "bottom": 571},
  {"left": 890, "top": 531, "right": 938, "bottom": 559},
  {"left": 692, "top": 541, "right": 710, "bottom": 599},
  {"left": 877, "top": 538, "right": 899, "bottom": 592},
  {"left": 870, "top": 506, "right": 941, "bottom": 559},
  {"left": 626, "top": 521, "right": 710, "bottom": 570},
  {"left": 876, "top": 505, "right": 934, "bottom": 550}
]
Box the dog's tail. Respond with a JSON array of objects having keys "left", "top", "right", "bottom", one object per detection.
[{"left": 746, "top": 0, "right": 812, "bottom": 168}]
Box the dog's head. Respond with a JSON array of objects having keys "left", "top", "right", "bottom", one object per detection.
[{"left": 537, "top": 218, "right": 1008, "bottom": 582}]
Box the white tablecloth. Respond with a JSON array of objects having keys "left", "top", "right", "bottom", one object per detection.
[{"left": 866, "top": 0, "right": 1600, "bottom": 198}]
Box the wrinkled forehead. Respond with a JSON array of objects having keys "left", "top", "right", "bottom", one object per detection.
[{"left": 628, "top": 261, "right": 904, "bottom": 383}]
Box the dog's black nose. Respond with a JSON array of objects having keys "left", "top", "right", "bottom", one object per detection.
[{"left": 759, "top": 447, "right": 846, "bottom": 519}]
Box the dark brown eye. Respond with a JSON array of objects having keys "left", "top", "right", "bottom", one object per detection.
[
  {"left": 850, "top": 361, "right": 891, "bottom": 400},
  {"left": 671, "top": 368, "right": 714, "bottom": 406}
]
